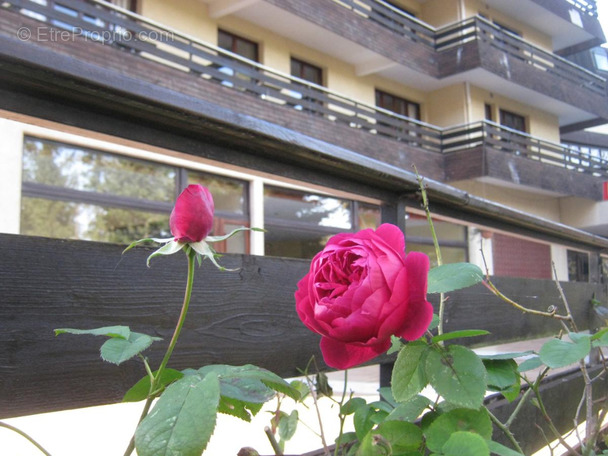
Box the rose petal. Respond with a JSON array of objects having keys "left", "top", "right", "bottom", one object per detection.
[{"left": 320, "top": 337, "right": 390, "bottom": 370}]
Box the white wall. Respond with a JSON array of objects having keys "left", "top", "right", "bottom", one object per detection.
[{"left": 0, "top": 119, "right": 24, "bottom": 234}]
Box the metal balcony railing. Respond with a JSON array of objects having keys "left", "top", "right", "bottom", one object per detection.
[
  {"left": 443, "top": 121, "right": 608, "bottom": 176},
  {"left": 3, "top": 0, "right": 608, "bottom": 177},
  {"left": 567, "top": 0, "right": 598, "bottom": 17},
  {"left": 436, "top": 16, "right": 607, "bottom": 94}
]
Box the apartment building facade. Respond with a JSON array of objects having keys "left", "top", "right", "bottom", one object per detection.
[{"left": 1, "top": 0, "right": 608, "bottom": 281}]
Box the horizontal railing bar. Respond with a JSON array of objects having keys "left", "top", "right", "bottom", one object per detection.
[{"left": 2, "top": 0, "right": 607, "bottom": 175}]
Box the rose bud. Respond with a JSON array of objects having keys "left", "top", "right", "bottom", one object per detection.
[
  {"left": 295, "top": 224, "right": 433, "bottom": 370},
  {"left": 169, "top": 184, "right": 215, "bottom": 243}
]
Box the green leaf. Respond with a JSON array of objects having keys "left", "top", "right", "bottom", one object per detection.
[
  {"left": 483, "top": 359, "right": 519, "bottom": 390},
  {"left": 442, "top": 431, "right": 489, "bottom": 456},
  {"left": 427, "top": 263, "right": 484, "bottom": 294},
  {"left": 431, "top": 330, "right": 490, "bottom": 344},
  {"left": 198, "top": 364, "right": 300, "bottom": 402},
  {"left": 517, "top": 356, "right": 543, "bottom": 372},
  {"left": 342, "top": 397, "right": 368, "bottom": 415},
  {"left": 217, "top": 395, "right": 263, "bottom": 421},
  {"left": 146, "top": 239, "right": 183, "bottom": 266},
  {"left": 429, "top": 313, "right": 440, "bottom": 331},
  {"left": 54, "top": 325, "right": 131, "bottom": 339},
  {"left": 478, "top": 351, "right": 534, "bottom": 360},
  {"left": 359, "top": 421, "right": 423, "bottom": 454},
  {"left": 123, "top": 368, "right": 185, "bottom": 402},
  {"left": 278, "top": 410, "right": 299, "bottom": 442},
  {"left": 425, "top": 408, "right": 492, "bottom": 453},
  {"left": 354, "top": 404, "right": 377, "bottom": 441},
  {"left": 387, "top": 335, "right": 405, "bottom": 354},
  {"left": 135, "top": 373, "right": 221, "bottom": 456},
  {"left": 100, "top": 332, "right": 162, "bottom": 365},
  {"left": 425, "top": 345, "right": 487, "bottom": 409},
  {"left": 487, "top": 440, "right": 525, "bottom": 456},
  {"left": 386, "top": 395, "right": 431, "bottom": 422},
  {"left": 391, "top": 341, "right": 429, "bottom": 402},
  {"left": 539, "top": 335, "right": 591, "bottom": 368}
]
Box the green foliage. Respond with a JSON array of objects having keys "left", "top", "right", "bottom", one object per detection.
[
  {"left": 440, "top": 431, "right": 489, "bottom": 456},
  {"left": 425, "top": 345, "right": 487, "bottom": 409},
  {"left": 427, "top": 263, "right": 484, "bottom": 294},
  {"left": 539, "top": 333, "right": 591, "bottom": 368},
  {"left": 123, "top": 369, "right": 185, "bottom": 402},
  {"left": 135, "top": 372, "right": 221, "bottom": 456},
  {"left": 358, "top": 421, "right": 423, "bottom": 455},
  {"left": 425, "top": 408, "right": 492, "bottom": 453},
  {"left": 431, "top": 330, "right": 490, "bottom": 344},
  {"left": 391, "top": 341, "right": 429, "bottom": 403},
  {"left": 54, "top": 326, "right": 161, "bottom": 365},
  {"left": 386, "top": 395, "right": 432, "bottom": 423}
]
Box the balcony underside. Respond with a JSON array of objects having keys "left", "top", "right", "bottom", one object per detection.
[{"left": 444, "top": 146, "right": 604, "bottom": 201}]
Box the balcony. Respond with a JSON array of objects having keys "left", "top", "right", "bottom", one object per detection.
[
  {"left": 0, "top": 0, "right": 606, "bottom": 199},
  {"left": 257, "top": 0, "right": 608, "bottom": 125}
]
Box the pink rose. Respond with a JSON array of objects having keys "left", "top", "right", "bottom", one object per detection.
[
  {"left": 295, "top": 224, "right": 433, "bottom": 370},
  {"left": 170, "top": 185, "right": 215, "bottom": 243}
]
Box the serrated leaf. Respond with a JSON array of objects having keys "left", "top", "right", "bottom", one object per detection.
[
  {"left": 386, "top": 395, "right": 431, "bottom": 422},
  {"left": 539, "top": 335, "right": 591, "bottom": 368},
  {"left": 487, "top": 440, "right": 525, "bottom": 456},
  {"left": 123, "top": 369, "right": 185, "bottom": 402},
  {"left": 517, "top": 356, "right": 543, "bottom": 372},
  {"left": 135, "top": 373, "right": 221, "bottom": 456},
  {"left": 54, "top": 325, "right": 131, "bottom": 339},
  {"left": 425, "top": 345, "right": 487, "bottom": 409},
  {"left": 483, "top": 359, "right": 519, "bottom": 390},
  {"left": 431, "top": 330, "right": 489, "bottom": 344},
  {"left": 341, "top": 397, "right": 368, "bottom": 415},
  {"left": 197, "top": 365, "right": 300, "bottom": 402},
  {"left": 354, "top": 404, "right": 376, "bottom": 441},
  {"left": 278, "top": 410, "right": 299, "bottom": 442},
  {"left": 425, "top": 408, "right": 492, "bottom": 453},
  {"left": 217, "top": 395, "right": 263, "bottom": 421},
  {"left": 427, "top": 263, "right": 484, "bottom": 294},
  {"left": 442, "top": 431, "right": 489, "bottom": 456},
  {"left": 478, "top": 351, "right": 534, "bottom": 360},
  {"left": 100, "top": 332, "right": 162, "bottom": 365},
  {"left": 359, "top": 421, "right": 423, "bottom": 454},
  {"left": 391, "top": 341, "right": 429, "bottom": 402}
]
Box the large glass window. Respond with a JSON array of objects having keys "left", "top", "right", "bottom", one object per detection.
[
  {"left": 20, "top": 137, "right": 248, "bottom": 252},
  {"left": 263, "top": 186, "right": 381, "bottom": 259},
  {"left": 568, "top": 249, "right": 589, "bottom": 282},
  {"left": 405, "top": 213, "right": 467, "bottom": 267}
]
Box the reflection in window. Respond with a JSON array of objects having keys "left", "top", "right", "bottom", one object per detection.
[
  {"left": 264, "top": 186, "right": 380, "bottom": 259},
  {"left": 405, "top": 213, "right": 467, "bottom": 267},
  {"left": 20, "top": 137, "right": 248, "bottom": 253},
  {"left": 568, "top": 250, "right": 589, "bottom": 282}
]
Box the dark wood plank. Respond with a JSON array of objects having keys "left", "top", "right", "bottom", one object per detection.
[{"left": 0, "top": 233, "right": 319, "bottom": 417}]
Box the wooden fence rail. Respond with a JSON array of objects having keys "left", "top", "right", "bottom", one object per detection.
[{"left": 1, "top": 233, "right": 605, "bottom": 429}]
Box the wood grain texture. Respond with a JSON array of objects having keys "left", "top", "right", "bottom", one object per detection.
[{"left": 0, "top": 234, "right": 604, "bottom": 419}]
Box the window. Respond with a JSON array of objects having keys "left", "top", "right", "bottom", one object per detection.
[
  {"left": 289, "top": 57, "right": 323, "bottom": 112},
  {"left": 290, "top": 58, "right": 322, "bottom": 85},
  {"left": 375, "top": 90, "right": 421, "bottom": 141},
  {"left": 404, "top": 213, "right": 467, "bottom": 267},
  {"left": 218, "top": 30, "right": 258, "bottom": 62},
  {"left": 263, "top": 186, "right": 381, "bottom": 259},
  {"left": 568, "top": 250, "right": 589, "bottom": 282},
  {"left": 217, "top": 30, "right": 259, "bottom": 89},
  {"left": 20, "top": 137, "right": 248, "bottom": 252},
  {"left": 592, "top": 47, "right": 608, "bottom": 72},
  {"left": 110, "top": 0, "right": 138, "bottom": 11},
  {"left": 20, "top": 137, "right": 380, "bottom": 259},
  {"left": 499, "top": 109, "right": 526, "bottom": 132},
  {"left": 484, "top": 103, "right": 493, "bottom": 121},
  {"left": 376, "top": 90, "right": 420, "bottom": 119}
]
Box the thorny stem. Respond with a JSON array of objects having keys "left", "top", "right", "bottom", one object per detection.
[
  {"left": 305, "top": 373, "right": 330, "bottom": 456},
  {"left": 487, "top": 410, "right": 525, "bottom": 454},
  {"left": 0, "top": 421, "right": 53, "bottom": 456},
  {"left": 414, "top": 167, "right": 446, "bottom": 336},
  {"left": 123, "top": 248, "right": 197, "bottom": 456},
  {"left": 482, "top": 278, "right": 572, "bottom": 321},
  {"left": 265, "top": 427, "right": 284, "bottom": 456},
  {"left": 334, "top": 370, "right": 349, "bottom": 456},
  {"left": 530, "top": 379, "right": 582, "bottom": 456}
]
